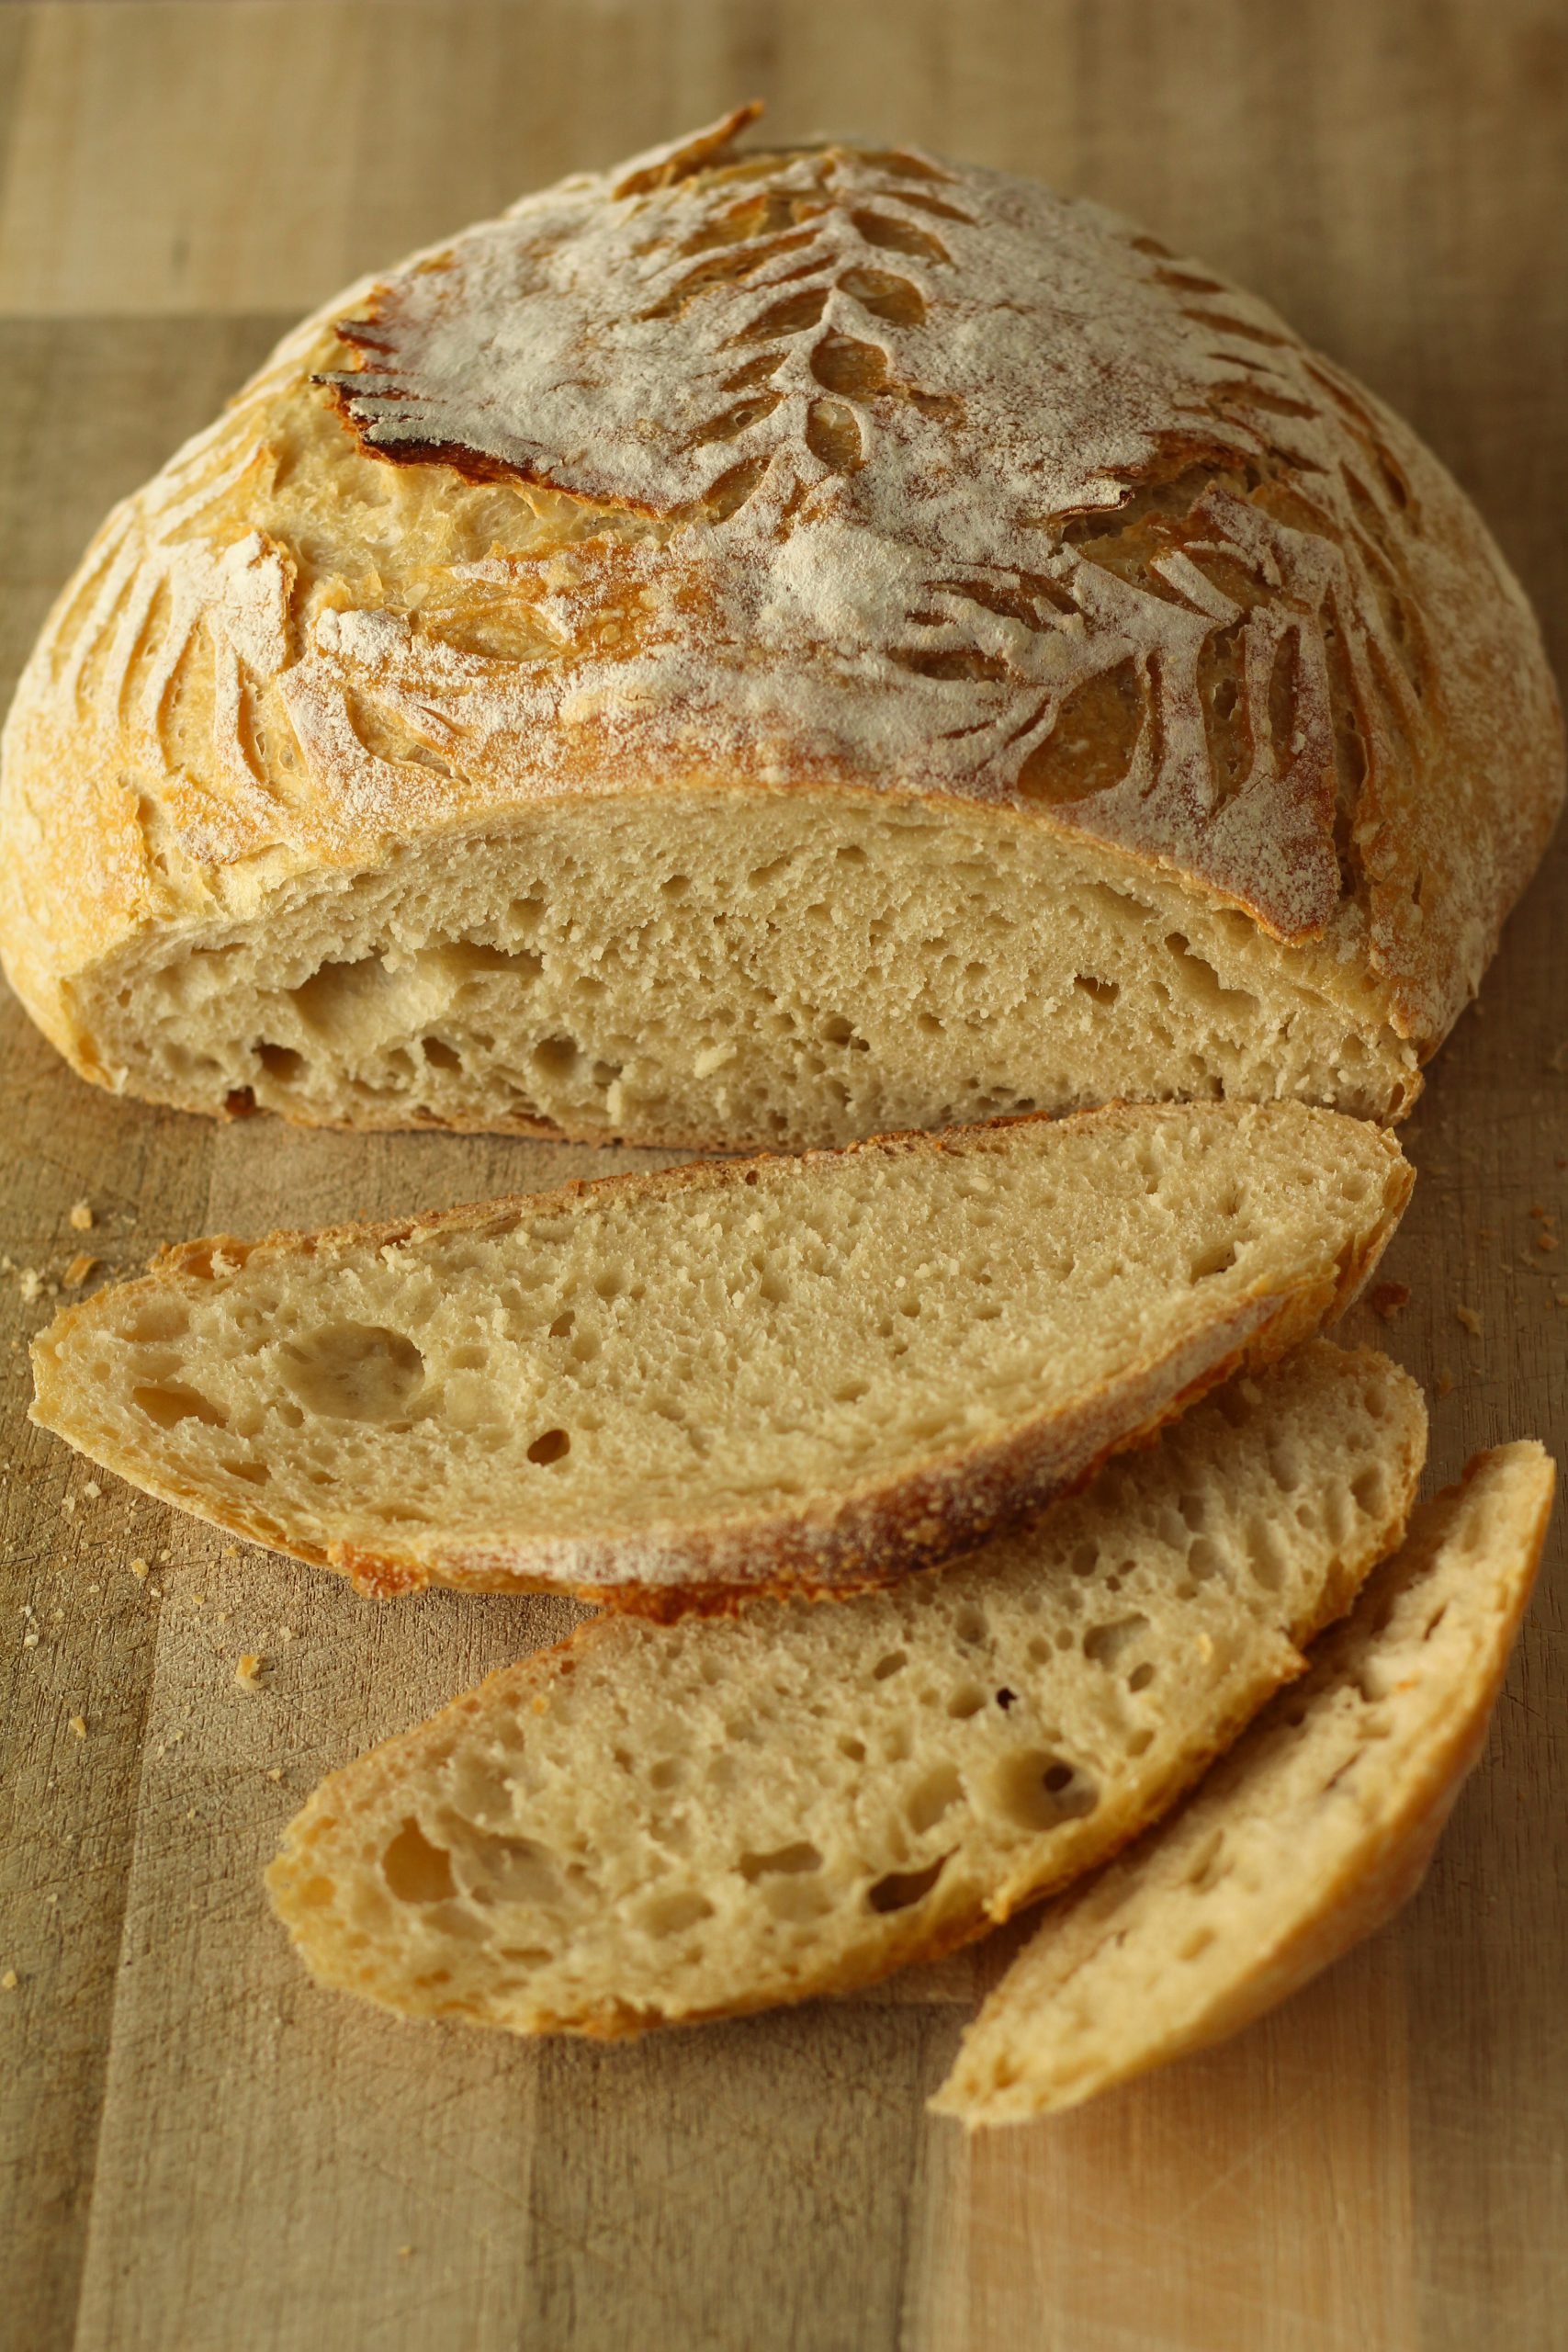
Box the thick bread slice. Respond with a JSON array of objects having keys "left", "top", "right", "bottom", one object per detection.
[
  {"left": 31, "top": 1103, "right": 1408, "bottom": 1607},
  {"left": 934, "top": 1441, "right": 1553, "bottom": 2126},
  {"left": 3, "top": 118, "right": 1560, "bottom": 1146},
  {"left": 265, "top": 1342, "right": 1427, "bottom": 2036}
]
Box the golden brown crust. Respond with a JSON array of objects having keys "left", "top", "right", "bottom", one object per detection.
[{"left": 0, "top": 115, "right": 1558, "bottom": 1117}]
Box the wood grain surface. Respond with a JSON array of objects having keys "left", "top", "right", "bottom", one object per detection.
[{"left": 1, "top": 6, "right": 1565, "bottom": 2347}]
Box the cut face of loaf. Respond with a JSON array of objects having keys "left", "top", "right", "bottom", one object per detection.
[
  {"left": 61, "top": 797, "right": 1423, "bottom": 1142},
  {"left": 4, "top": 118, "right": 1560, "bottom": 1145},
  {"left": 935, "top": 1441, "right": 1553, "bottom": 2125},
  {"left": 265, "top": 1342, "right": 1427, "bottom": 2036},
  {"left": 29, "top": 1103, "right": 1410, "bottom": 1606}
]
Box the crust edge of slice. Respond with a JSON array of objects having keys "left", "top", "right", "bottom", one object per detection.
[{"left": 931, "top": 1438, "right": 1555, "bottom": 2128}]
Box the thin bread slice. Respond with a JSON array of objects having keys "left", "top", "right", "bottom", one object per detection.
[
  {"left": 933, "top": 1441, "right": 1553, "bottom": 2127},
  {"left": 30, "top": 1102, "right": 1408, "bottom": 1608},
  {"left": 265, "top": 1341, "right": 1426, "bottom": 2035}
]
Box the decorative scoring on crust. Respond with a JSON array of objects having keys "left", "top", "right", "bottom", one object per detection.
[{"left": 318, "top": 109, "right": 1451, "bottom": 940}]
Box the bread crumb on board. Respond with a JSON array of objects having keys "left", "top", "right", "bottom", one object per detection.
[
  {"left": 234, "top": 1653, "right": 265, "bottom": 1690},
  {"left": 68, "top": 1200, "right": 94, "bottom": 1231},
  {"left": 1, "top": 1969, "right": 17, "bottom": 1992},
  {"left": 130, "top": 1557, "right": 150, "bottom": 1582},
  {"left": 1367, "top": 1281, "right": 1410, "bottom": 1321},
  {"left": 62, "top": 1253, "right": 97, "bottom": 1288},
  {"left": 1437, "top": 1368, "right": 1457, "bottom": 1396},
  {"left": 69, "top": 1714, "right": 86, "bottom": 1740},
  {"left": 1455, "top": 1304, "right": 1483, "bottom": 1338}
]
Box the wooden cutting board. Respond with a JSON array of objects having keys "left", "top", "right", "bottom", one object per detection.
[{"left": 2, "top": 6, "right": 1564, "bottom": 2346}]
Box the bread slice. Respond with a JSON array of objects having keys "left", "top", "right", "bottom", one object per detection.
[
  {"left": 4, "top": 119, "right": 1560, "bottom": 1148},
  {"left": 30, "top": 1102, "right": 1408, "bottom": 1607},
  {"left": 264, "top": 1341, "right": 1426, "bottom": 2036},
  {"left": 933, "top": 1441, "right": 1553, "bottom": 2126}
]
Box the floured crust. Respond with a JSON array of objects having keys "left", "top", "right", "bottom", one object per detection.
[
  {"left": 28, "top": 1102, "right": 1411, "bottom": 1608},
  {"left": 1, "top": 110, "right": 1558, "bottom": 1106}
]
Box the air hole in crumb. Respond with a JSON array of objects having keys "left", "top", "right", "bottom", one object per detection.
[
  {"left": 255, "top": 1041, "right": 303, "bottom": 1082},
  {"left": 991, "top": 1750, "right": 1099, "bottom": 1830},
  {"left": 422, "top": 1035, "right": 463, "bottom": 1071},
  {"left": 532, "top": 1035, "right": 579, "bottom": 1080},
  {"left": 739, "top": 1841, "right": 823, "bottom": 1880},
  {"left": 1073, "top": 975, "right": 1120, "bottom": 1006},
  {"left": 639, "top": 1890, "right": 715, "bottom": 1937},
  {"left": 872, "top": 1650, "right": 908, "bottom": 1680},
  {"left": 132, "top": 1382, "right": 228, "bottom": 1430},
  {"left": 867, "top": 1853, "right": 951, "bottom": 1913},
  {"left": 280, "top": 1325, "right": 424, "bottom": 1422},
  {"left": 1190, "top": 1239, "right": 1238, "bottom": 1282},
  {"left": 905, "top": 1763, "right": 962, "bottom": 1834},
  {"left": 382, "top": 1819, "right": 457, "bottom": 1904},
  {"left": 526, "top": 1428, "right": 570, "bottom": 1466},
  {"left": 946, "top": 1684, "right": 986, "bottom": 1720}
]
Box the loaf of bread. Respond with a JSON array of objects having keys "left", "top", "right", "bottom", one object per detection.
[
  {"left": 28, "top": 1102, "right": 1409, "bottom": 1606},
  {"left": 2, "top": 108, "right": 1558, "bottom": 1144},
  {"left": 934, "top": 1440, "right": 1553, "bottom": 2124},
  {"left": 265, "top": 1342, "right": 1426, "bottom": 2035}
]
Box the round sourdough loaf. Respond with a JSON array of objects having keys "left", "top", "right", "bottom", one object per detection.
[{"left": 1, "top": 107, "right": 1560, "bottom": 1145}]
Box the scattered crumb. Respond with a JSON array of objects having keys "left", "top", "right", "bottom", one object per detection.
[
  {"left": 69, "top": 1715, "right": 86, "bottom": 1740},
  {"left": 1537, "top": 1232, "right": 1559, "bottom": 1253},
  {"left": 1437, "top": 1369, "right": 1456, "bottom": 1396},
  {"left": 62, "top": 1496, "right": 76, "bottom": 1515},
  {"left": 62, "top": 1253, "right": 97, "bottom": 1288},
  {"left": 1, "top": 1970, "right": 17, "bottom": 1992},
  {"left": 148, "top": 1586, "right": 162, "bottom": 1600},
  {"left": 277, "top": 1626, "right": 295, "bottom": 1644},
  {"left": 1367, "top": 1281, "right": 1410, "bottom": 1322},
  {"left": 234, "top": 1653, "right": 265, "bottom": 1690},
  {"left": 1550, "top": 1042, "right": 1568, "bottom": 1073},
  {"left": 17, "top": 1269, "right": 42, "bottom": 1304},
  {"left": 68, "top": 1200, "right": 94, "bottom": 1232},
  {"left": 266, "top": 1767, "right": 284, "bottom": 1781},
  {"left": 398, "top": 2245, "right": 412, "bottom": 2259},
  {"left": 21, "top": 1630, "right": 39, "bottom": 1651},
  {"left": 84, "top": 1481, "right": 100, "bottom": 1500},
  {"left": 222, "top": 1546, "right": 239, "bottom": 1559},
  {"left": 1456, "top": 1305, "right": 1483, "bottom": 1338},
  {"left": 130, "top": 1558, "right": 150, "bottom": 1582}
]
